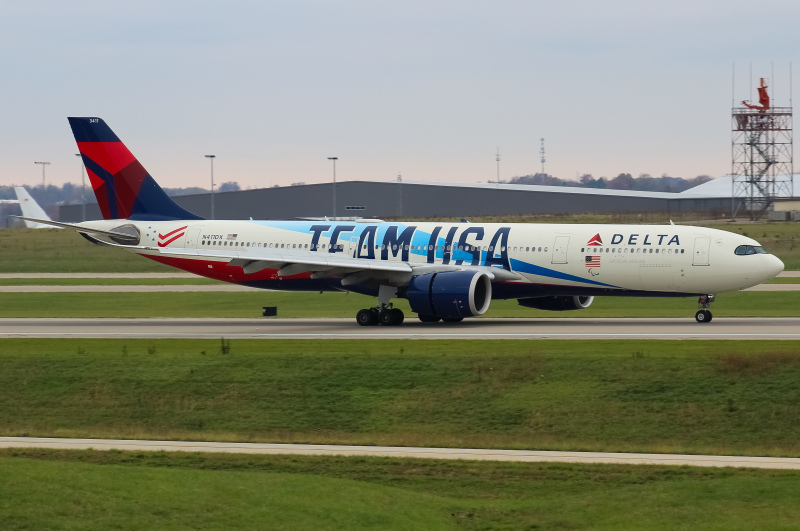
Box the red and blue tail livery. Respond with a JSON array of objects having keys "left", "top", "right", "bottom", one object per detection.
[
  {"left": 18, "top": 117, "right": 785, "bottom": 326},
  {"left": 68, "top": 117, "right": 202, "bottom": 221}
]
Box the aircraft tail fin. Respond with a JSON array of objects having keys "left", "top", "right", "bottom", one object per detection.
[
  {"left": 68, "top": 117, "right": 203, "bottom": 221},
  {"left": 14, "top": 187, "right": 56, "bottom": 228}
]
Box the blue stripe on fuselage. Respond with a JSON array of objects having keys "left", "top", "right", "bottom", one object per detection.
[{"left": 509, "top": 258, "right": 616, "bottom": 288}]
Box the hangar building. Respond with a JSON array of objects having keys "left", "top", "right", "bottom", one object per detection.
[{"left": 58, "top": 180, "right": 736, "bottom": 222}]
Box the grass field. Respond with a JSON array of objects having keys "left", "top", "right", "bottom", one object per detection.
[
  {"left": 0, "top": 290, "right": 797, "bottom": 318},
  {"left": 3, "top": 339, "right": 800, "bottom": 457},
  {"left": 0, "top": 277, "right": 218, "bottom": 286},
  {"left": 4, "top": 449, "right": 800, "bottom": 530}
]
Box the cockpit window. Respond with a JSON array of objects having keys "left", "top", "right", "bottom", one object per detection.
[{"left": 734, "top": 245, "right": 767, "bottom": 256}]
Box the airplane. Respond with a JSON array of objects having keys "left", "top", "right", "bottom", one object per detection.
[
  {"left": 19, "top": 117, "right": 785, "bottom": 325},
  {"left": 14, "top": 186, "right": 60, "bottom": 229}
]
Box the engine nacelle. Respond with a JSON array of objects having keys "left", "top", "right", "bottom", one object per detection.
[
  {"left": 407, "top": 270, "right": 492, "bottom": 319},
  {"left": 518, "top": 295, "right": 594, "bottom": 312}
]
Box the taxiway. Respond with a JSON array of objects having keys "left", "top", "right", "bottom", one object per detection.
[
  {"left": 2, "top": 436, "right": 799, "bottom": 470},
  {"left": 1, "top": 317, "right": 798, "bottom": 340}
]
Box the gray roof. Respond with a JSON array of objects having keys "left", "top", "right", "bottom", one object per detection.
[{"left": 681, "top": 175, "right": 800, "bottom": 198}]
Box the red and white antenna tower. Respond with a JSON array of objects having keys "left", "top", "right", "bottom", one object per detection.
[{"left": 732, "top": 67, "right": 794, "bottom": 220}]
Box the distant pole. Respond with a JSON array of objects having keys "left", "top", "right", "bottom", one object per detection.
[
  {"left": 75, "top": 154, "right": 86, "bottom": 221},
  {"left": 328, "top": 157, "right": 338, "bottom": 220},
  {"left": 495, "top": 148, "right": 500, "bottom": 187},
  {"left": 397, "top": 172, "right": 403, "bottom": 217},
  {"left": 34, "top": 161, "right": 50, "bottom": 188},
  {"left": 205, "top": 155, "right": 215, "bottom": 219}
]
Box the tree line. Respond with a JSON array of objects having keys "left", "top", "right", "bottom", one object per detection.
[{"left": 507, "top": 173, "right": 713, "bottom": 193}]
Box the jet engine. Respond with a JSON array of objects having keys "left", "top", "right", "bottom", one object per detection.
[
  {"left": 517, "top": 295, "right": 594, "bottom": 311},
  {"left": 406, "top": 270, "right": 492, "bottom": 319}
]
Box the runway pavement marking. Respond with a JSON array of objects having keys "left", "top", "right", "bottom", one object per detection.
[{"left": 2, "top": 437, "right": 799, "bottom": 470}]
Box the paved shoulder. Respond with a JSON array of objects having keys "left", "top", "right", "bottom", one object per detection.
[{"left": 2, "top": 437, "right": 799, "bottom": 470}]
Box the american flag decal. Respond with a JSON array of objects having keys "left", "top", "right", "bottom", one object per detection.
[
  {"left": 585, "top": 256, "right": 601, "bottom": 267},
  {"left": 227, "top": 234, "right": 238, "bottom": 240}
]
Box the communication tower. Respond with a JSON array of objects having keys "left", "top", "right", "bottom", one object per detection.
[
  {"left": 732, "top": 75, "right": 793, "bottom": 219},
  {"left": 539, "top": 138, "right": 546, "bottom": 174}
]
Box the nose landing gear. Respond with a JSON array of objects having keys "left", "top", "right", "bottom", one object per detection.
[{"left": 695, "top": 294, "right": 715, "bottom": 323}]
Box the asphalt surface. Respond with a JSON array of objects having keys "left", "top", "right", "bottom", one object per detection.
[
  {"left": 2, "top": 437, "right": 799, "bottom": 470},
  {"left": 1, "top": 317, "right": 799, "bottom": 339}
]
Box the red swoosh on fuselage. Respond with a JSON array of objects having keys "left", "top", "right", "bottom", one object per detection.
[
  {"left": 157, "top": 233, "right": 185, "bottom": 247},
  {"left": 158, "top": 226, "right": 188, "bottom": 240}
]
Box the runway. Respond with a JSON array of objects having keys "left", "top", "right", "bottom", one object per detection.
[
  {"left": 1, "top": 317, "right": 799, "bottom": 339},
  {"left": 2, "top": 436, "right": 799, "bottom": 470}
]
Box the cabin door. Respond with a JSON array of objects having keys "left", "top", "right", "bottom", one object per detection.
[
  {"left": 184, "top": 229, "right": 200, "bottom": 249},
  {"left": 551, "top": 236, "right": 570, "bottom": 264},
  {"left": 692, "top": 237, "right": 710, "bottom": 266}
]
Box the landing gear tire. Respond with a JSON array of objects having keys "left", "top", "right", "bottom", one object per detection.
[
  {"left": 356, "top": 308, "right": 379, "bottom": 326},
  {"left": 379, "top": 308, "right": 404, "bottom": 326},
  {"left": 695, "top": 310, "right": 712, "bottom": 323},
  {"left": 441, "top": 317, "right": 464, "bottom": 323},
  {"left": 418, "top": 314, "right": 441, "bottom": 323},
  {"left": 391, "top": 308, "right": 404, "bottom": 325}
]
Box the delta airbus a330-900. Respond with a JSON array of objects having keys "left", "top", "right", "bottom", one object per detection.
[{"left": 22, "top": 117, "right": 784, "bottom": 325}]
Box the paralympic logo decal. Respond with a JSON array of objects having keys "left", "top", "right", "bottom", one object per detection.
[
  {"left": 586, "top": 234, "right": 602, "bottom": 275},
  {"left": 157, "top": 226, "right": 188, "bottom": 247}
]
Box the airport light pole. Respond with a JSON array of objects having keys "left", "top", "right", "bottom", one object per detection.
[
  {"left": 327, "top": 157, "right": 338, "bottom": 220},
  {"left": 205, "top": 155, "right": 215, "bottom": 220},
  {"left": 75, "top": 154, "right": 86, "bottom": 221},
  {"left": 34, "top": 161, "right": 50, "bottom": 188},
  {"left": 496, "top": 148, "right": 500, "bottom": 187}
]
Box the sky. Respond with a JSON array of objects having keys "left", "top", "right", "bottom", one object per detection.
[{"left": 2, "top": 0, "right": 798, "bottom": 191}]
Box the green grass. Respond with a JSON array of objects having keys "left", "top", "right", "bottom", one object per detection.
[
  {"left": 4, "top": 450, "right": 800, "bottom": 530},
  {"left": 3, "top": 339, "right": 800, "bottom": 457},
  {"left": 0, "top": 290, "right": 797, "bottom": 318},
  {"left": 0, "top": 454, "right": 451, "bottom": 530},
  {"left": 0, "top": 277, "right": 218, "bottom": 286},
  {"left": 0, "top": 228, "right": 171, "bottom": 273},
  {"left": 767, "top": 277, "right": 800, "bottom": 283}
]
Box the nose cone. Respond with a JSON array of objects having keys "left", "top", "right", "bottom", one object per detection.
[{"left": 763, "top": 254, "right": 785, "bottom": 281}]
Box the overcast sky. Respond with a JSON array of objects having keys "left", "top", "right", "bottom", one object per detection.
[{"left": 2, "top": 0, "right": 798, "bottom": 190}]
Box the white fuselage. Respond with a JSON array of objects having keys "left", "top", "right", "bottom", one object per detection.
[{"left": 80, "top": 219, "right": 784, "bottom": 299}]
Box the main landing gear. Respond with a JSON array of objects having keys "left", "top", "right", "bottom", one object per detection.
[
  {"left": 356, "top": 285, "right": 404, "bottom": 326},
  {"left": 695, "top": 294, "right": 715, "bottom": 323},
  {"left": 356, "top": 306, "right": 404, "bottom": 326}
]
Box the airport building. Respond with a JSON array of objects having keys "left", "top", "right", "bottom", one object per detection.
[{"left": 56, "top": 179, "right": 745, "bottom": 223}]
